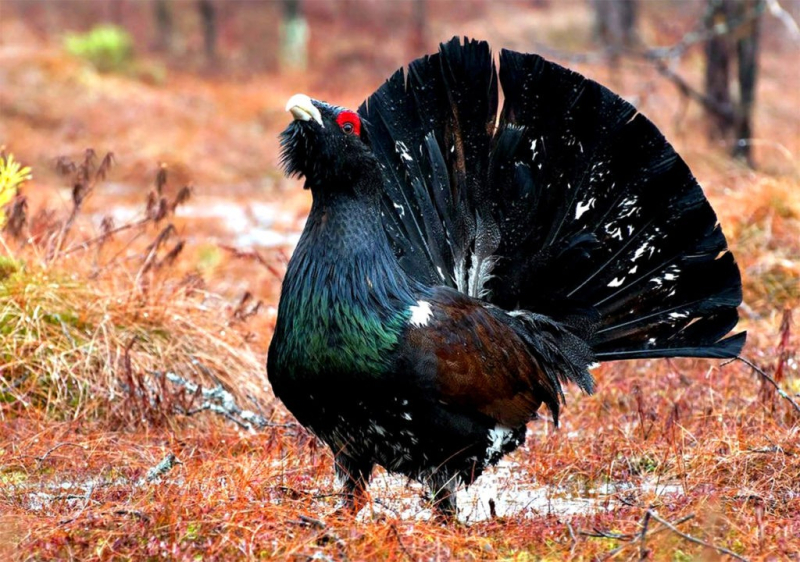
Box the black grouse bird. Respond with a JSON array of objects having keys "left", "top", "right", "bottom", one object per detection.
[{"left": 268, "top": 37, "right": 745, "bottom": 518}]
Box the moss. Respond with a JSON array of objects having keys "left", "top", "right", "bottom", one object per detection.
[
  {"left": 0, "top": 470, "right": 27, "bottom": 486},
  {"left": 0, "top": 256, "right": 21, "bottom": 281}
]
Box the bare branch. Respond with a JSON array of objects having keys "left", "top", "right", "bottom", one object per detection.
[
  {"left": 529, "top": 1, "right": 766, "bottom": 66},
  {"left": 650, "top": 58, "right": 735, "bottom": 120},
  {"left": 639, "top": 510, "right": 651, "bottom": 561},
  {"left": 730, "top": 356, "right": 800, "bottom": 415},
  {"left": 766, "top": 0, "right": 800, "bottom": 41},
  {"left": 602, "top": 513, "right": 695, "bottom": 560},
  {"left": 643, "top": 1, "right": 767, "bottom": 60},
  {"left": 60, "top": 217, "right": 151, "bottom": 256},
  {"left": 145, "top": 452, "right": 180, "bottom": 483},
  {"left": 164, "top": 369, "right": 294, "bottom": 432},
  {"left": 647, "top": 510, "right": 750, "bottom": 561},
  {"left": 34, "top": 442, "right": 85, "bottom": 464}
]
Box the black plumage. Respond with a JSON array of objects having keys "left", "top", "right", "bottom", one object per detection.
[{"left": 267, "top": 37, "right": 745, "bottom": 518}]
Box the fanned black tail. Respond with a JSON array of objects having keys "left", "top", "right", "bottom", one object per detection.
[{"left": 359, "top": 37, "right": 745, "bottom": 366}]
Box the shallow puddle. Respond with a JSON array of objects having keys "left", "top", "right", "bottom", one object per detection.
[
  {"left": 358, "top": 461, "right": 686, "bottom": 523},
  {"left": 11, "top": 463, "right": 687, "bottom": 524}
]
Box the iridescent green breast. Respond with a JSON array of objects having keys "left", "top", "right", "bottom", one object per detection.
[{"left": 270, "top": 284, "right": 411, "bottom": 381}]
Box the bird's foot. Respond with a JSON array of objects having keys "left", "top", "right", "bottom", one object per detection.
[{"left": 426, "top": 479, "right": 458, "bottom": 523}]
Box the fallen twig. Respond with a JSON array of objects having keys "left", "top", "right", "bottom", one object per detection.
[
  {"left": 35, "top": 442, "right": 84, "bottom": 464},
  {"left": 164, "top": 368, "right": 296, "bottom": 432},
  {"left": 731, "top": 356, "right": 800, "bottom": 415},
  {"left": 638, "top": 510, "right": 651, "bottom": 561},
  {"left": 298, "top": 514, "right": 326, "bottom": 529},
  {"left": 112, "top": 509, "right": 151, "bottom": 522},
  {"left": 566, "top": 521, "right": 578, "bottom": 559},
  {"left": 747, "top": 445, "right": 795, "bottom": 456},
  {"left": 581, "top": 528, "right": 636, "bottom": 540},
  {"left": 601, "top": 513, "right": 695, "bottom": 560},
  {"left": 145, "top": 452, "right": 180, "bottom": 483},
  {"left": 166, "top": 369, "right": 267, "bottom": 429},
  {"left": 647, "top": 510, "right": 749, "bottom": 561}
]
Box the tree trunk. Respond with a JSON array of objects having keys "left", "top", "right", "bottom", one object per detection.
[
  {"left": 703, "top": 0, "right": 735, "bottom": 139},
  {"left": 732, "top": 0, "right": 763, "bottom": 165},
  {"left": 154, "top": 0, "right": 174, "bottom": 53},
  {"left": 592, "top": 0, "right": 638, "bottom": 57},
  {"left": 410, "top": 0, "right": 427, "bottom": 53},
  {"left": 108, "top": 0, "right": 125, "bottom": 25},
  {"left": 703, "top": 0, "right": 763, "bottom": 165},
  {"left": 280, "top": 0, "right": 308, "bottom": 71},
  {"left": 197, "top": 0, "right": 217, "bottom": 63}
]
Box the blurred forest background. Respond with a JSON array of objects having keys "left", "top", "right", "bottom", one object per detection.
[
  {"left": 1, "top": 1, "right": 800, "bottom": 560},
  {"left": 2, "top": 0, "right": 798, "bottom": 301}
]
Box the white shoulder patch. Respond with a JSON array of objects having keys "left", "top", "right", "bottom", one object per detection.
[
  {"left": 409, "top": 301, "right": 433, "bottom": 327},
  {"left": 485, "top": 425, "right": 513, "bottom": 464}
]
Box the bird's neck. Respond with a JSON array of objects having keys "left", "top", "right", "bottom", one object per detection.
[{"left": 272, "top": 187, "right": 416, "bottom": 377}]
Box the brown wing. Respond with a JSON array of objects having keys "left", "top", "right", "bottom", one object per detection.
[{"left": 402, "top": 289, "right": 562, "bottom": 428}]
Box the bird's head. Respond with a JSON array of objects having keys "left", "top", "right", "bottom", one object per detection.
[{"left": 280, "top": 94, "right": 377, "bottom": 191}]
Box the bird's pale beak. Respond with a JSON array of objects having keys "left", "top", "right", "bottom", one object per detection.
[{"left": 285, "top": 94, "right": 324, "bottom": 127}]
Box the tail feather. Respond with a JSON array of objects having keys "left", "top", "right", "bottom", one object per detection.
[
  {"left": 359, "top": 36, "right": 745, "bottom": 372},
  {"left": 364, "top": 66, "right": 452, "bottom": 284}
]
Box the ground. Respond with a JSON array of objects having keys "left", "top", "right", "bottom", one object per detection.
[{"left": 1, "top": 1, "right": 799, "bottom": 560}]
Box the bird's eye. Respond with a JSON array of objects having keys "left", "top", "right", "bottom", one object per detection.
[{"left": 336, "top": 111, "right": 361, "bottom": 136}]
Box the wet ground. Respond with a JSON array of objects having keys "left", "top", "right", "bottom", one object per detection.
[{"left": 12, "top": 460, "right": 686, "bottom": 524}]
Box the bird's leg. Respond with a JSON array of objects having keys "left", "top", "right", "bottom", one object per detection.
[
  {"left": 333, "top": 452, "right": 373, "bottom": 516},
  {"left": 427, "top": 470, "right": 458, "bottom": 521}
]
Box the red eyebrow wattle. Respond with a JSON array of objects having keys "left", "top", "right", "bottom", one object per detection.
[{"left": 336, "top": 111, "right": 361, "bottom": 135}]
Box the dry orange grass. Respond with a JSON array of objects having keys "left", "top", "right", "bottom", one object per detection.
[{"left": 2, "top": 2, "right": 800, "bottom": 560}]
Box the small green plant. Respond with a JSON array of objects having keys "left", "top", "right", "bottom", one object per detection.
[
  {"left": 0, "top": 151, "right": 31, "bottom": 227},
  {"left": 64, "top": 25, "right": 134, "bottom": 73}
]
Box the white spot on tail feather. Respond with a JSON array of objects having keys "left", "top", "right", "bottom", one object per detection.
[
  {"left": 409, "top": 301, "right": 433, "bottom": 327},
  {"left": 607, "top": 277, "right": 625, "bottom": 288},
  {"left": 395, "top": 141, "right": 413, "bottom": 162},
  {"left": 575, "top": 197, "right": 596, "bottom": 220}
]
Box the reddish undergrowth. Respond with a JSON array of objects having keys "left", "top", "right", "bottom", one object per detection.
[{"left": 2, "top": 1, "right": 799, "bottom": 560}]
